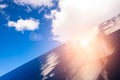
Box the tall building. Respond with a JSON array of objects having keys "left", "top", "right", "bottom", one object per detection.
[{"left": 0, "top": 14, "right": 120, "bottom": 80}]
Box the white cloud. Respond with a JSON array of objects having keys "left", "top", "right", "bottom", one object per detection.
[
  {"left": 0, "top": 4, "right": 8, "bottom": 9},
  {"left": 8, "top": 18, "right": 40, "bottom": 31},
  {"left": 51, "top": 0, "right": 120, "bottom": 42},
  {"left": 14, "top": 0, "right": 53, "bottom": 8},
  {"left": 44, "top": 10, "right": 57, "bottom": 19}
]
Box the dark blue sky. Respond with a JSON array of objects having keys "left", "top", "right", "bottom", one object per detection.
[{"left": 0, "top": 0, "right": 60, "bottom": 76}]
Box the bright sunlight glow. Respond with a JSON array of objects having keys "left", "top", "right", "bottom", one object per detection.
[
  {"left": 64, "top": 0, "right": 113, "bottom": 13},
  {"left": 78, "top": 0, "right": 109, "bottom": 11},
  {"left": 79, "top": 27, "right": 99, "bottom": 48}
]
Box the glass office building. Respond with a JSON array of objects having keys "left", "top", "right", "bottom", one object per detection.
[{"left": 0, "top": 14, "right": 120, "bottom": 80}]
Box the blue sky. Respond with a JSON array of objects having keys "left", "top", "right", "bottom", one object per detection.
[
  {"left": 0, "top": 0, "right": 60, "bottom": 76},
  {"left": 0, "top": 0, "right": 120, "bottom": 77}
]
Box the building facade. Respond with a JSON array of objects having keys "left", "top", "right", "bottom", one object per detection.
[{"left": 0, "top": 14, "right": 120, "bottom": 80}]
